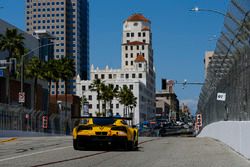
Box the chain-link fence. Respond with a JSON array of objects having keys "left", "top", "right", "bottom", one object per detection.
[
  {"left": 0, "top": 103, "right": 72, "bottom": 135},
  {"left": 198, "top": 0, "right": 250, "bottom": 126}
]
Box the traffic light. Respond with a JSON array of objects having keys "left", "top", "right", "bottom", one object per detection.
[
  {"left": 42, "top": 116, "right": 48, "bottom": 129},
  {"left": 196, "top": 114, "right": 202, "bottom": 127}
]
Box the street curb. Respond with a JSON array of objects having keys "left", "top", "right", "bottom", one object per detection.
[{"left": 0, "top": 137, "right": 17, "bottom": 143}]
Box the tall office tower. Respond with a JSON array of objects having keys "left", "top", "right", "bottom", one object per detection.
[{"left": 26, "top": 0, "right": 89, "bottom": 95}]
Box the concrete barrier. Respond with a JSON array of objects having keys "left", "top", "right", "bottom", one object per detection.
[
  {"left": 0, "top": 130, "right": 63, "bottom": 137},
  {"left": 198, "top": 121, "right": 250, "bottom": 159}
]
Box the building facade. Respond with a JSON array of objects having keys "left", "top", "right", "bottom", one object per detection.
[
  {"left": 26, "top": 0, "right": 89, "bottom": 95},
  {"left": 204, "top": 51, "right": 214, "bottom": 78},
  {"left": 156, "top": 79, "right": 180, "bottom": 122},
  {"left": 76, "top": 14, "right": 156, "bottom": 125}
]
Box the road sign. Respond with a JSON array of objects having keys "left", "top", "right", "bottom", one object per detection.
[
  {"left": 0, "top": 60, "right": 7, "bottom": 65},
  {"left": 19, "top": 92, "right": 25, "bottom": 103},
  {"left": 217, "top": 93, "right": 226, "bottom": 101},
  {"left": 0, "top": 69, "right": 3, "bottom": 77}
]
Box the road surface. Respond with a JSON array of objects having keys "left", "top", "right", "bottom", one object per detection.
[{"left": 0, "top": 136, "right": 249, "bottom": 167}]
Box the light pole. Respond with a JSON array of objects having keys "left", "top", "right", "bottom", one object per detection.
[
  {"left": 20, "top": 43, "right": 59, "bottom": 94},
  {"left": 190, "top": 7, "right": 227, "bottom": 17},
  {"left": 20, "top": 42, "right": 60, "bottom": 131}
]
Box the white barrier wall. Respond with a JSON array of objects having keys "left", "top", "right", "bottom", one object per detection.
[{"left": 198, "top": 121, "right": 250, "bottom": 159}]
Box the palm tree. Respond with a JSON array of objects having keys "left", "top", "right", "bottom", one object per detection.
[
  {"left": 117, "top": 85, "right": 137, "bottom": 117},
  {"left": 59, "top": 57, "right": 75, "bottom": 115},
  {"left": 90, "top": 79, "right": 104, "bottom": 114},
  {"left": 100, "top": 84, "right": 118, "bottom": 116},
  {"left": 0, "top": 28, "right": 24, "bottom": 60},
  {"left": 46, "top": 59, "right": 61, "bottom": 106},
  {"left": 0, "top": 28, "right": 24, "bottom": 104},
  {"left": 41, "top": 60, "right": 56, "bottom": 113},
  {"left": 25, "top": 57, "right": 43, "bottom": 111}
]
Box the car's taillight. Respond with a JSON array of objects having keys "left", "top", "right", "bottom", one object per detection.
[
  {"left": 111, "top": 126, "right": 127, "bottom": 133},
  {"left": 77, "top": 126, "right": 92, "bottom": 132}
]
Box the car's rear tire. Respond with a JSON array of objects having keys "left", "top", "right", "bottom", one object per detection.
[
  {"left": 127, "top": 141, "right": 134, "bottom": 151},
  {"left": 73, "top": 139, "right": 79, "bottom": 150}
]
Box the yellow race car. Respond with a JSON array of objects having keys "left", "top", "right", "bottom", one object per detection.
[{"left": 72, "top": 117, "right": 138, "bottom": 150}]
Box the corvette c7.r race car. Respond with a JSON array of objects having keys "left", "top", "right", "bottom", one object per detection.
[{"left": 72, "top": 117, "right": 138, "bottom": 150}]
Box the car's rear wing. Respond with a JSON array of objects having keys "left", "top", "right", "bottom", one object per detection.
[{"left": 71, "top": 116, "right": 133, "bottom": 120}]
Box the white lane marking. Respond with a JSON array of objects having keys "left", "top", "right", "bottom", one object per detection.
[{"left": 0, "top": 146, "right": 72, "bottom": 162}]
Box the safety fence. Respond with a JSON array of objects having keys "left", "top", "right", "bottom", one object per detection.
[
  {"left": 0, "top": 103, "right": 72, "bottom": 135},
  {"left": 198, "top": 0, "right": 250, "bottom": 126}
]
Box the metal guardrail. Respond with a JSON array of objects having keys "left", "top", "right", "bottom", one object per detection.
[{"left": 198, "top": 0, "right": 250, "bottom": 126}]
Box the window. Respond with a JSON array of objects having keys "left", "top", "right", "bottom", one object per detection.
[
  {"left": 131, "top": 33, "right": 134, "bottom": 37},
  {"left": 142, "top": 45, "right": 145, "bottom": 50},
  {"left": 129, "top": 85, "right": 133, "bottom": 90},
  {"left": 143, "top": 32, "right": 146, "bottom": 37},
  {"left": 130, "top": 53, "right": 133, "bottom": 58},
  {"left": 89, "top": 104, "right": 92, "bottom": 109},
  {"left": 137, "top": 46, "right": 139, "bottom": 50},
  {"left": 89, "top": 95, "right": 92, "bottom": 100},
  {"left": 125, "top": 54, "right": 128, "bottom": 58},
  {"left": 82, "top": 86, "right": 85, "bottom": 91},
  {"left": 116, "top": 104, "right": 119, "bottom": 109},
  {"left": 125, "top": 61, "right": 128, "bottom": 66},
  {"left": 126, "top": 74, "right": 129, "bottom": 79},
  {"left": 109, "top": 74, "right": 112, "bottom": 79},
  {"left": 125, "top": 46, "right": 128, "bottom": 50},
  {"left": 120, "top": 74, "right": 124, "bottom": 78},
  {"left": 130, "top": 46, "right": 133, "bottom": 50},
  {"left": 143, "top": 39, "right": 146, "bottom": 43},
  {"left": 126, "top": 33, "right": 130, "bottom": 37},
  {"left": 97, "top": 104, "right": 99, "bottom": 109},
  {"left": 132, "top": 74, "right": 136, "bottom": 78},
  {"left": 101, "top": 74, "right": 105, "bottom": 79},
  {"left": 95, "top": 74, "right": 98, "bottom": 79},
  {"left": 139, "top": 63, "right": 142, "bottom": 68},
  {"left": 139, "top": 73, "right": 142, "bottom": 78},
  {"left": 131, "top": 61, "right": 133, "bottom": 65},
  {"left": 138, "top": 32, "right": 141, "bottom": 37}
]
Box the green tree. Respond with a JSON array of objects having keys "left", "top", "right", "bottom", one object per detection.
[
  {"left": 90, "top": 79, "right": 104, "bottom": 114},
  {"left": 25, "top": 57, "right": 43, "bottom": 111},
  {"left": 59, "top": 57, "right": 75, "bottom": 114},
  {"left": 41, "top": 59, "right": 56, "bottom": 113},
  {"left": 0, "top": 28, "right": 24, "bottom": 60},
  {"left": 0, "top": 28, "right": 24, "bottom": 104},
  {"left": 117, "top": 85, "right": 137, "bottom": 117},
  {"left": 100, "top": 84, "right": 118, "bottom": 116}
]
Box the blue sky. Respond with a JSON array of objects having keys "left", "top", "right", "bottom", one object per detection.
[{"left": 0, "top": 0, "right": 229, "bottom": 114}]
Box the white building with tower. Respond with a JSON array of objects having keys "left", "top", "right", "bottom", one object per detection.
[{"left": 76, "top": 14, "right": 155, "bottom": 125}]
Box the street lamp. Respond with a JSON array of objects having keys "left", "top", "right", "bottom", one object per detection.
[
  {"left": 190, "top": 7, "right": 227, "bottom": 17},
  {"left": 20, "top": 42, "right": 60, "bottom": 95}
]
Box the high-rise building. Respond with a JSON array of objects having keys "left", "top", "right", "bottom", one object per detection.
[
  {"left": 26, "top": 0, "right": 89, "bottom": 95},
  {"left": 76, "top": 13, "right": 156, "bottom": 125}
]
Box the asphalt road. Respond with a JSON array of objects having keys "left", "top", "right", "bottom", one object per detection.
[{"left": 0, "top": 136, "right": 249, "bottom": 167}]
